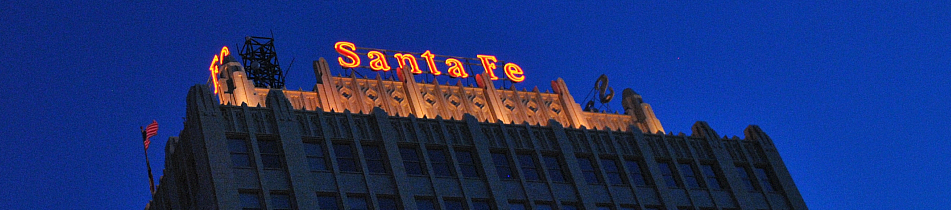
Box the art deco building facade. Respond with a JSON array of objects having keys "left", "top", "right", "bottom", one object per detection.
[{"left": 145, "top": 56, "right": 807, "bottom": 210}]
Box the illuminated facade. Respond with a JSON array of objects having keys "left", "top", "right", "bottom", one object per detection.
[{"left": 145, "top": 51, "right": 807, "bottom": 209}]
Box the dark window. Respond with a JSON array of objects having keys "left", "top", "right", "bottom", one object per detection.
[
  {"left": 348, "top": 195, "right": 368, "bottom": 210},
  {"left": 472, "top": 199, "right": 493, "bottom": 210},
  {"left": 362, "top": 145, "right": 387, "bottom": 174},
  {"left": 508, "top": 202, "right": 527, "bottom": 210},
  {"left": 601, "top": 158, "right": 625, "bottom": 185},
  {"left": 335, "top": 143, "right": 360, "bottom": 172},
  {"left": 455, "top": 150, "right": 481, "bottom": 178},
  {"left": 416, "top": 198, "right": 436, "bottom": 210},
  {"left": 560, "top": 203, "right": 579, "bottom": 210},
  {"left": 596, "top": 205, "right": 612, "bottom": 210},
  {"left": 700, "top": 164, "right": 723, "bottom": 190},
  {"left": 400, "top": 147, "right": 426, "bottom": 175},
  {"left": 620, "top": 206, "right": 636, "bottom": 210},
  {"left": 736, "top": 166, "right": 756, "bottom": 191},
  {"left": 239, "top": 191, "right": 262, "bottom": 210},
  {"left": 492, "top": 153, "right": 516, "bottom": 180},
  {"left": 578, "top": 157, "right": 601, "bottom": 184},
  {"left": 658, "top": 162, "right": 679, "bottom": 188},
  {"left": 317, "top": 194, "right": 339, "bottom": 210},
  {"left": 444, "top": 199, "right": 465, "bottom": 210},
  {"left": 378, "top": 196, "right": 399, "bottom": 210},
  {"left": 542, "top": 155, "right": 567, "bottom": 182},
  {"left": 517, "top": 154, "right": 541, "bottom": 181},
  {"left": 229, "top": 138, "right": 253, "bottom": 168},
  {"left": 643, "top": 207, "right": 662, "bottom": 210},
  {"left": 270, "top": 192, "right": 293, "bottom": 210},
  {"left": 303, "top": 142, "right": 328, "bottom": 171},
  {"left": 679, "top": 163, "right": 701, "bottom": 189},
  {"left": 535, "top": 203, "right": 553, "bottom": 210},
  {"left": 428, "top": 148, "right": 455, "bottom": 177},
  {"left": 755, "top": 167, "right": 777, "bottom": 192},
  {"left": 624, "top": 160, "right": 649, "bottom": 186},
  {"left": 258, "top": 140, "right": 283, "bottom": 169}
]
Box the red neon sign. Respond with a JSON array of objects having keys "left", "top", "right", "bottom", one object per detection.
[
  {"left": 209, "top": 46, "right": 230, "bottom": 94},
  {"left": 420, "top": 50, "right": 442, "bottom": 76},
  {"left": 476, "top": 55, "right": 500, "bottom": 81},
  {"left": 367, "top": 51, "right": 391, "bottom": 71},
  {"left": 335, "top": 42, "right": 360, "bottom": 68},
  {"left": 334, "top": 41, "right": 525, "bottom": 83}
]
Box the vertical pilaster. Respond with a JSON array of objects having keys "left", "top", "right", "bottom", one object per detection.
[
  {"left": 628, "top": 127, "right": 678, "bottom": 210},
  {"left": 185, "top": 85, "right": 238, "bottom": 209},
  {"left": 464, "top": 114, "right": 509, "bottom": 209},
  {"left": 549, "top": 120, "right": 595, "bottom": 209},
  {"left": 692, "top": 121, "right": 753, "bottom": 210},
  {"left": 551, "top": 78, "right": 588, "bottom": 130},
  {"left": 745, "top": 125, "right": 808, "bottom": 210},
  {"left": 264, "top": 89, "right": 320, "bottom": 209}
]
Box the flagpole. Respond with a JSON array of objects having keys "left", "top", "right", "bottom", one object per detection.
[{"left": 141, "top": 126, "right": 156, "bottom": 194}]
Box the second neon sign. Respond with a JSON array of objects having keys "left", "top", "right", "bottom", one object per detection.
[{"left": 334, "top": 41, "right": 525, "bottom": 83}]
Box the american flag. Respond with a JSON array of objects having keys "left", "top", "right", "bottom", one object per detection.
[{"left": 144, "top": 120, "right": 158, "bottom": 150}]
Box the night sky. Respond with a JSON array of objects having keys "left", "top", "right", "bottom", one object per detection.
[{"left": 2, "top": 1, "right": 949, "bottom": 209}]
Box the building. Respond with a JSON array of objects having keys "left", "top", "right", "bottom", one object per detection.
[{"left": 145, "top": 48, "right": 808, "bottom": 210}]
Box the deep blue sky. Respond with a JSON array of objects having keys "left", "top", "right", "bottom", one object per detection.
[{"left": 2, "top": 1, "right": 948, "bottom": 209}]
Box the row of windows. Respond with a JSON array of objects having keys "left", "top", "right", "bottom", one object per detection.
[
  {"left": 228, "top": 138, "right": 778, "bottom": 192},
  {"left": 657, "top": 162, "right": 726, "bottom": 190},
  {"left": 238, "top": 189, "right": 728, "bottom": 210},
  {"left": 239, "top": 191, "right": 292, "bottom": 210}
]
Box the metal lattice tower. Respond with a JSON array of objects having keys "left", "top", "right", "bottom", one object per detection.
[{"left": 239, "top": 36, "right": 285, "bottom": 89}]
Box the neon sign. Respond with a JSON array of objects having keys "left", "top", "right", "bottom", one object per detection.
[
  {"left": 334, "top": 41, "right": 525, "bottom": 82},
  {"left": 209, "top": 46, "right": 230, "bottom": 94}
]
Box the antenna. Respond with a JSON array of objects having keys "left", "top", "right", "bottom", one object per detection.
[{"left": 239, "top": 36, "right": 285, "bottom": 89}]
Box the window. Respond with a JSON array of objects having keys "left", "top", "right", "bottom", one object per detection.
[
  {"left": 601, "top": 158, "right": 625, "bottom": 185},
  {"left": 444, "top": 198, "right": 465, "bottom": 210},
  {"left": 542, "top": 155, "right": 566, "bottom": 182},
  {"left": 736, "top": 166, "right": 756, "bottom": 191},
  {"left": 535, "top": 203, "right": 553, "bottom": 210},
  {"left": 303, "top": 142, "right": 328, "bottom": 171},
  {"left": 596, "top": 205, "right": 613, "bottom": 210},
  {"left": 560, "top": 203, "right": 579, "bottom": 210},
  {"left": 363, "top": 145, "right": 387, "bottom": 174},
  {"left": 455, "top": 150, "right": 481, "bottom": 178},
  {"left": 348, "top": 195, "right": 368, "bottom": 210},
  {"left": 377, "top": 195, "right": 400, "bottom": 210},
  {"left": 508, "top": 201, "right": 527, "bottom": 210},
  {"left": 679, "top": 163, "right": 701, "bottom": 189},
  {"left": 577, "top": 157, "right": 601, "bottom": 184},
  {"left": 401, "top": 147, "right": 426, "bottom": 175},
  {"left": 428, "top": 148, "right": 455, "bottom": 177},
  {"left": 619, "top": 205, "right": 636, "bottom": 210},
  {"left": 472, "top": 199, "right": 493, "bottom": 210},
  {"left": 517, "top": 154, "right": 541, "bottom": 181},
  {"left": 492, "top": 152, "right": 516, "bottom": 180},
  {"left": 700, "top": 164, "right": 723, "bottom": 190},
  {"left": 658, "top": 162, "right": 679, "bottom": 188},
  {"left": 335, "top": 143, "right": 360, "bottom": 172},
  {"left": 317, "top": 194, "right": 339, "bottom": 210},
  {"left": 270, "top": 192, "right": 293, "bottom": 210},
  {"left": 229, "top": 138, "right": 253, "bottom": 168},
  {"left": 239, "top": 191, "right": 263, "bottom": 210},
  {"left": 624, "top": 160, "right": 649, "bottom": 186},
  {"left": 258, "top": 139, "right": 284, "bottom": 169},
  {"left": 755, "top": 167, "right": 778, "bottom": 192},
  {"left": 416, "top": 198, "right": 436, "bottom": 210}
]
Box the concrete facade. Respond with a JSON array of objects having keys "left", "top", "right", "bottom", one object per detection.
[{"left": 145, "top": 56, "right": 806, "bottom": 210}]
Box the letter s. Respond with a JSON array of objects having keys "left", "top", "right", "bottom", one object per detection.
[{"left": 335, "top": 41, "right": 360, "bottom": 68}]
